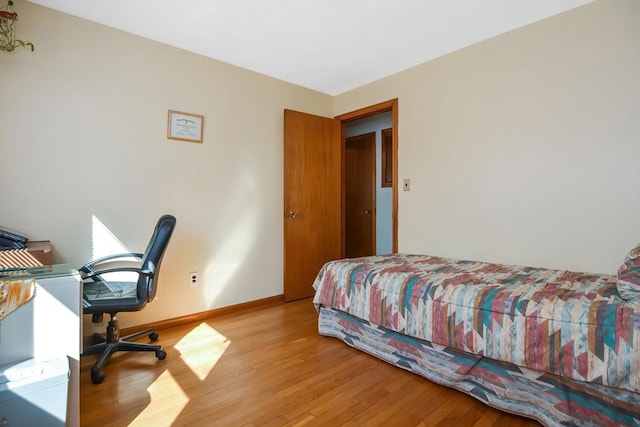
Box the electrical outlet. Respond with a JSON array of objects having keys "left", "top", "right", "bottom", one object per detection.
[
  {"left": 403, "top": 178, "right": 410, "bottom": 191},
  {"left": 189, "top": 271, "right": 198, "bottom": 287}
]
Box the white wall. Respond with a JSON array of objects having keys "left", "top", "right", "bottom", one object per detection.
[
  {"left": 335, "top": 0, "right": 640, "bottom": 274},
  {"left": 345, "top": 113, "right": 393, "bottom": 254},
  {"left": 0, "top": 1, "right": 332, "bottom": 330}
]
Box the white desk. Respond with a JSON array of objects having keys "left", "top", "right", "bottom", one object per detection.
[{"left": 0, "top": 265, "right": 81, "bottom": 427}]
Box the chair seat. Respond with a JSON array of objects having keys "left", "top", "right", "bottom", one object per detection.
[{"left": 83, "top": 280, "right": 138, "bottom": 310}]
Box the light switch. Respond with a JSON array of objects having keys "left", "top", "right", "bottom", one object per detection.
[{"left": 403, "top": 179, "right": 410, "bottom": 191}]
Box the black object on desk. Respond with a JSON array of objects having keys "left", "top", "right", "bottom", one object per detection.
[{"left": 0, "top": 228, "right": 28, "bottom": 249}]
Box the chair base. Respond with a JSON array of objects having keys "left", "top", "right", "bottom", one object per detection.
[{"left": 82, "top": 315, "right": 167, "bottom": 384}]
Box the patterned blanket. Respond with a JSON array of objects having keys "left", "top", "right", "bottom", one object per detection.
[
  {"left": 0, "top": 278, "right": 36, "bottom": 320},
  {"left": 312, "top": 254, "right": 640, "bottom": 393}
]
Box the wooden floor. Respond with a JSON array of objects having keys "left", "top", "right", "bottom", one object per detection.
[{"left": 80, "top": 299, "right": 541, "bottom": 426}]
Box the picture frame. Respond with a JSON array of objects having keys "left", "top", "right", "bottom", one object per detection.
[
  {"left": 381, "top": 127, "right": 393, "bottom": 187},
  {"left": 167, "top": 110, "right": 204, "bottom": 143}
]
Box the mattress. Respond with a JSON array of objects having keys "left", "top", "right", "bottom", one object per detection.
[{"left": 312, "top": 254, "right": 640, "bottom": 393}]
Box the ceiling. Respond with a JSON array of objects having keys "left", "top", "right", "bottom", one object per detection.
[{"left": 27, "top": 0, "right": 593, "bottom": 96}]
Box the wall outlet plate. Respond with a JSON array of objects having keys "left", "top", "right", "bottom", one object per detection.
[{"left": 189, "top": 271, "right": 198, "bottom": 287}]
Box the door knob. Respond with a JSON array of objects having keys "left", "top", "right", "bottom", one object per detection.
[
  {"left": 286, "top": 211, "right": 297, "bottom": 219},
  {"left": 364, "top": 210, "right": 371, "bottom": 215}
]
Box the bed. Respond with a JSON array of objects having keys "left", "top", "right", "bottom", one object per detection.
[{"left": 312, "top": 248, "right": 640, "bottom": 426}]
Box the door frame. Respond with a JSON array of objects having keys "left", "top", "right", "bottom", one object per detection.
[{"left": 336, "top": 98, "right": 398, "bottom": 254}]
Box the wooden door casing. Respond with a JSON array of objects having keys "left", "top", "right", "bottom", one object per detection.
[
  {"left": 336, "top": 98, "right": 399, "bottom": 254},
  {"left": 283, "top": 109, "right": 342, "bottom": 301}
]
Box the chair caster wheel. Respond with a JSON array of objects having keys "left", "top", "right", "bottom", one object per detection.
[
  {"left": 149, "top": 332, "right": 159, "bottom": 341},
  {"left": 156, "top": 349, "right": 167, "bottom": 360},
  {"left": 91, "top": 367, "right": 105, "bottom": 384}
]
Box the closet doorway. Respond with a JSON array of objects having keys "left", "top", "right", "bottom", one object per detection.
[
  {"left": 343, "top": 112, "right": 394, "bottom": 257},
  {"left": 345, "top": 131, "right": 376, "bottom": 257}
]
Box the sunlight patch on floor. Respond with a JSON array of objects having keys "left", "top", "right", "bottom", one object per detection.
[
  {"left": 131, "top": 370, "right": 188, "bottom": 426},
  {"left": 175, "top": 322, "right": 230, "bottom": 380}
]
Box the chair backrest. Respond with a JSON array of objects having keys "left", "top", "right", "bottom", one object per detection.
[{"left": 138, "top": 214, "right": 176, "bottom": 303}]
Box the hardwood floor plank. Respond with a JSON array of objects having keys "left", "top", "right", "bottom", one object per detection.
[{"left": 80, "top": 298, "right": 542, "bottom": 426}]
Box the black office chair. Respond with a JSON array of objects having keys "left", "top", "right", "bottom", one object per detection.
[{"left": 80, "top": 214, "right": 176, "bottom": 384}]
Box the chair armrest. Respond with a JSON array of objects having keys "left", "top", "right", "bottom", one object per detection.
[
  {"left": 81, "top": 266, "right": 153, "bottom": 282},
  {"left": 79, "top": 252, "right": 144, "bottom": 275}
]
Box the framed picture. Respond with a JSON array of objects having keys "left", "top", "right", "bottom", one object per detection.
[
  {"left": 167, "top": 110, "right": 204, "bottom": 143},
  {"left": 381, "top": 127, "right": 393, "bottom": 187}
]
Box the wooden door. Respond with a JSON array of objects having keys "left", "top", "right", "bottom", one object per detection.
[
  {"left": 283, "top": 109, "right": 342, "bottom": 301},
  {"left": 345, "top": 132, "right": 376, "bottom": 258}
]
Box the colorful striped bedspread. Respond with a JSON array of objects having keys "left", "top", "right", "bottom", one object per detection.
[{"left": 312, "top": 254, "right": 640, "bottom": 393}]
